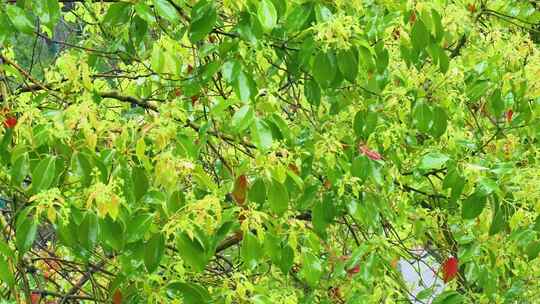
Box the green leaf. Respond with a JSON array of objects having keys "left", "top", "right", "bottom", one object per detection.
[
  {"left": 35, "top": 0, "right": 61, "bottom": 30},
  {"left": 11, "top": 153, "right": 29, "bottom": 186},
  {"left": 103, "top": 2, "right": 132, "bottom": 26},
  {"left": 31, "top": 156, "right": 56, "bottom": 194},
  {"left": 271, "top": 0, "right": 286, "bottom": 19},
  {"left": 264, "top": 233, "right": 281, "bottom": 264},
  {"left": 411, "top": 19, "right": 430, "bottom": 51},
  {"left": 267, "top": 179, "right": 289, "bottom": 215},
  {"left": 312, "top": 51, "right": 337, "bottom": 88},
  {"left": 126, "top": 213, "right": 153, "bottom": 243},
  {"left": 337, "top": 48, "right": 358, "bottom": 82},
  {"left": 79, "top": 212, "right": 100, "bottom": 250},
  {"left": 6, "top": 6, "right": 35, "bottom": 34},
  {"left": 489, "top": 198, "right": 508, "bottom": 235},
  {"left": 285, "top": 3, "right": 311, "bottom": 32},
  {"left": 278, "top": 244, "right": 294, "bottom": 274},
  {"left": 70, "top": 152, "right": 92, "bottom": 187},
  {"left": 257, "top": 0, "right": 277, "bottom": 32},
  {"left": 231, "top": 105, "right": 255, "bottom": 133},
  {"left": 312, "top": 198, "right": 336, "bottom": 239},
  {"left": 200, "top": 61, "right": 221, "bottom": 82},
  {"left": 433, "top": 291, "right": 465, "bottom": 304},
  {"left": 150, "top": 46, "right": 164, "bottom": 74},
  {"left": 251, "top": 119, "right": 273, "bottom": 151},
  {"left": 467, "top": 80, "right": 490, "bottom": 102},
  {"left": 0, "top": 13, "right": 14, "bottom": 44},
  {"left": 154, "top": 0, "right": 179, "bottom": 23},
  {"left": 144, "top": 233, "right": 165, "bottom": 272},
  {"left": 353, "top": 110, "right": 377, "bottom": 139},
  {"left": 0, "top": 256, "right": 15, "bottom": 288},
  {"left": 132, "top": 166, "right": 149, "bottom": 202},
  {"left": 101, "top": 216, "right": 125, "bottom": 251},
  {"left": 0, "top": 128, "right": 13, "bottom": 160},
  {"left": 241, "top": 232, "right": 262, "bottom": 269},
  {"left": 212, "top": 222, "right": 233, "bottom": 250},
  {"left": 248, "top": 178, "right": 266, "bottom": 205},
  {"left": 0, "top": 239, "right": 12, "bottom": 257},
  {"left": 430, "top": 106, "right": 448, "bottom": 137},
  {"left": 346, "top": 243, "right": 369, "bottom": 271},
  {"left": 358, "top": 46, "right": 375, "bottom": 71},
  {"left": 477, "top": 177, "right": 498, "bottom": 196},
  {"left": 375, "top": 45, "right": 389, "bottom": 72},
  {"left": 438, "top": 46, "right": 450, "bottom": 73},
  {"left": 417, "top": 287, "right": 435, "bottom": 301},
  {"left": 15, "top": 209, "right": 38, "bottom": 254},
  {"left": 419, "top": 152, "right": 449, "bottom": 170},
  {"left": 300, "top": 251, "right": 323, "bottom": 287},
  {"left": 177, "top": 232, "right": 210, "bottom": 272},
  {"left": 222, "top": 60, "right": 241, "bottom": 83},
  {"left": 167, "top": 281, "right": 211, "bottom": 304},
  {"left": 236, "top": 12, "right": 261, "bottom": 44},
  {"left": 413, "top": 101, "right": 433, "bottom": 133},
  {"left": 488, "top": 88, "right": 505, "bottom": 118},
  {"left": 53, "top": 157, "right": 66, "bottom": 188},
  {"left": 526, "top": 240, "right": 540, "bottom": 261},
  {"left": 351, "top": 155, "right": 370, "bottom": 182},
  {"left": 167, "top": 191, "right": 185, "bottom": 215},
  {"left": 304, "top": 78, "right": 321, "bottom": 106},
  {"left": 135, "top": 3, "right": 156, "bottom": 23},
  {"left": 57, "top": 218, "right": 77, "bottom": 248},
  {"left": 534, "top": 215, "right": 540, "bottom": 233},
  {"left": 252, "top": 294, "right": 272, "bottom": 304},
  {"left": 269, "top": 114, "right": 291, "bottom": 141},
  {"left": 443, "top": 169, "right": 465, "bottom": 203},
  {"left": 315, "top": 4, "right": 333, "bottom": 23},
  {"left": 432, "top": 9, "right": 444, "bottom": 42},
  {"left": 189, "top": 0, "right": 217, "bottom": 43},
  {"left": 233, "top": 70, "right": 256, "bottom": 102},
  {"left": 462, "top": 190, "right": 487, "bottom": 219}
]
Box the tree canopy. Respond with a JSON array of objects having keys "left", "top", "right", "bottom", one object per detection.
[{"left": 0, "top": 0, "right": 540, "bottom": 303}]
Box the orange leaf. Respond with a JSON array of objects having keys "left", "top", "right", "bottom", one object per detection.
[
  {"left": 231, "top": 175, "right": 248, "bottom": 205},
  {"left": 112, "top": 289, "right": 122, "bottom": 304},
  {"left": 506, "top": 109, "right": 513, "bottom": 123},
  {"left": 409, "top": 11, "right": 417, "bottom": 24}
]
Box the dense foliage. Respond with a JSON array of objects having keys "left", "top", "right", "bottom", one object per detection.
[{"left": 0, "top": 0, "right": 539, "bottom": 303}]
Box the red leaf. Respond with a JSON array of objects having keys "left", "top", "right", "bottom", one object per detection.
[
  {"left": 359, "top": 145, "right": 382, "bottom": 161},
  {"left": 506, "top": 109, "right": 513, "bottom": 123},
  {"left": 231, "top": 175, "right": 248, "bottom": 205},
  {"left": 3, "top": 116, "right": 17, "bottom": 128},
  {"left": 338, "top": 255, "right": 349, "bottom": 261},
  {"left": 323, "top": 179, "right": 332, "bottom": 190},
  {"left": 441, "top": 256, "right": 459, "bottom": 283},
  {"left": 347, "top": 264, "right": 360, "bottom": 275},
  {"left": 112, "top": 289, "right": 122, "bottom": 304},
  {"left": 30, "top": 292, "right": 41, "bottom": 304},
  {"left": 191, "top": 95, "right": 199, "bottom": 105}
]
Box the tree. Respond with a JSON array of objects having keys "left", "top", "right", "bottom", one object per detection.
[{"left": 0, "top": 0, "right": 539, "bottom": 303}]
